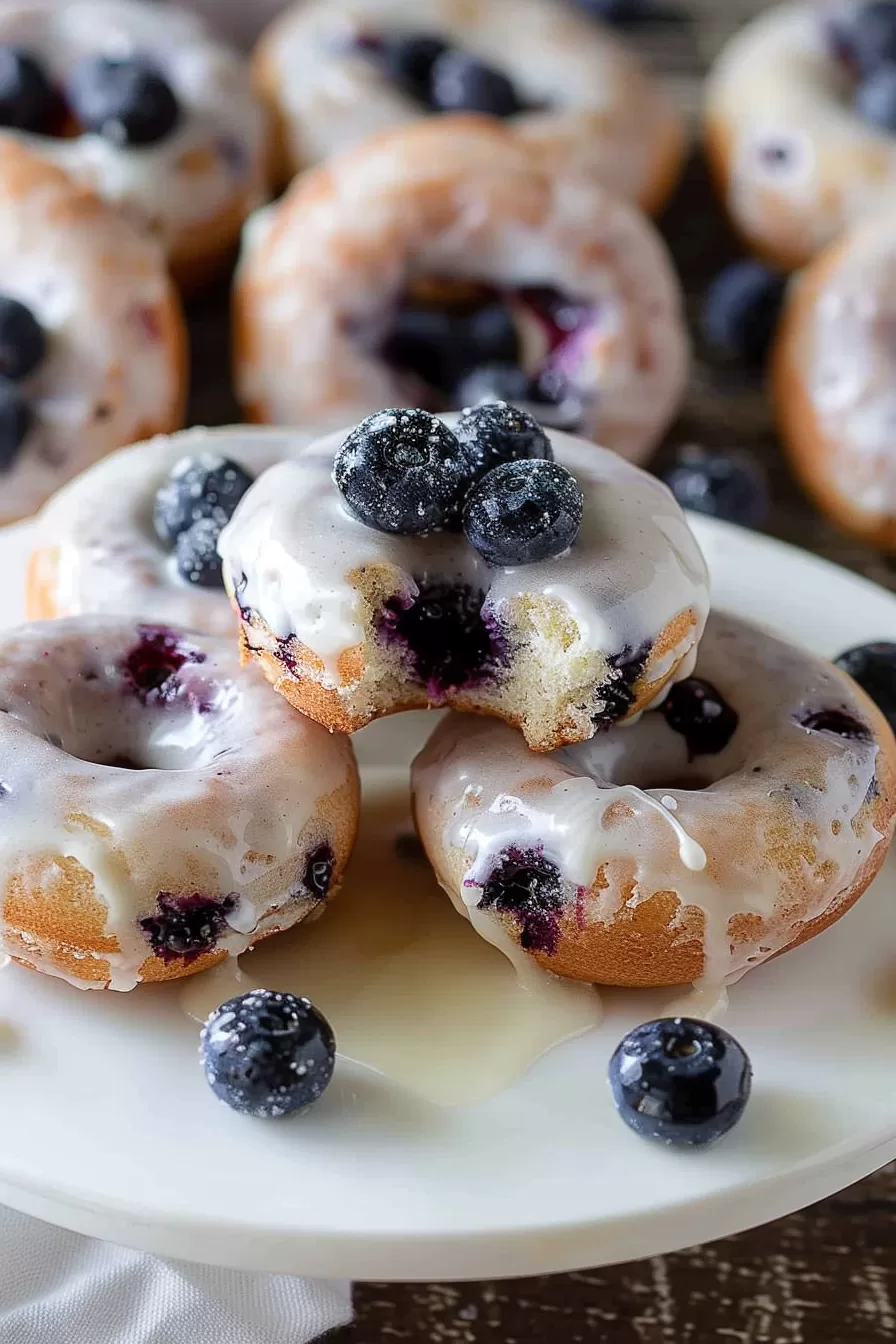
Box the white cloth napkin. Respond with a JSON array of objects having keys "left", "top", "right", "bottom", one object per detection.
[{"left": 0, "top": 1204, "right": 352, "bottom": 1343}]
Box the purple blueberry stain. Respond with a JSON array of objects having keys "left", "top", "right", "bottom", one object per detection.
[
  {"left": 592, "top": 643, "right": 649, "bottom": 729},
  {"left": 302, "top": 843, "right": 335, "bottom": 902},
  {"left": 139, "top": 891, "right": 238, "bottom": 964},
  {"left": 376, "top": 580, "right": 509, "bottom": 700},
  {"left": 121, "top": 625, "right": 206, "bottom": 707},
  {"left": 477, "top": 846, "right": 566, "bottom": 955}
]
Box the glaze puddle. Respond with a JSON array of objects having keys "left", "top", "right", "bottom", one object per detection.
[{"left": 180, "top": 769, "right": 600, "bottom": 1107}]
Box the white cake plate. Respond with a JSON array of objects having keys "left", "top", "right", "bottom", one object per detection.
[{"left": 0, "top": 515, "right": 893, "bottom": 1282}]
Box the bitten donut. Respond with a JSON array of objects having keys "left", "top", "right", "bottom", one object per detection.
[
  {"left": 773, "top": 211, "right": 896, "bottom": 551},
  {"left": 253, "top": 0, "right": 685, "bottom": 214},
  {"left": 705, "top": 2, "right": 896, "bottom": 270},
  {"left": 218, "top": 411, "right": 710, "bottom": 753},
  {"left": 0, "top": 0, "right": 269, "bottom": 288},
  {"left": 413, "top": 611, "right": 896, "bottom": 989},
  {"left": 0, "top": 616, "right": 359, "bottom": 990},
  {"left": 0, "top": 136, "right": 185, "bottom": 524},
  {"left": 234, "top": 116, "right": 688, "bottom": 464},
  {"left": 27, "top": 425, "right": 313, "bottom": 636}
]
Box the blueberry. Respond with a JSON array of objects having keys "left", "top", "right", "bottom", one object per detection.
[
  {"left": 176, "top": 517, "right": 224, "bottom": 588},
  {"left": 843, "top": 2, "right": 896, "bottom": 72},
  {"left": 466, "top": 302, "right": 520, "bottom": 368},
  {"left": 662, "top": 445, "right": 768, "bottom": 529},
  {"left": 140, "top": 891, "right": 236, "bottom": 964},
  {"left": 201, "top": 989, "right": 336, "bottom": 1119},
  {"left": 67, "top": 56, "right": 180, "bottom": 147},
  {"left": 378, "top": 580, "right": 506, "bottom": 696},
  {"left": 834, "top": 642, "right": 896, "bottom": 734},
  {"left": 609, "top": 1017, "right": 752, "bottom": 1146},
  {"left": 0, "top": 296, "right": 45, "bottom": 381},
  {"left": 0, "top": 375, "right": 31, "bottom": 470},
  {"left": 381, "top": 304, "right": 474, "bottom": 394},
  {"left": 430, "top": 49, "right": 524, "bottom": 117},
  {"left": 479, "top": 849, "right": 564, "bottom": 954},
  {"left": 702, "top": 260, "right": 787, "bottom": 369},
  {"left": 455, "top": 401, "right": 552, "bottom": 477},
  {"left": 334, "top": 408, "right": 472, "bottom": 534},
  {"left": 454, "top": 362, "right": 530, "bottom": 408},
  {"left": 856, "top": 64, "right": 896, "bottom": 129},
  {"left": 661, "top": 677, "right": 739, "bottom": 757},
  {"left": 302, "top": 843, "right": 335, "bottom": 901},
  {"left": 153, "top": 453, "right": 255, "bottom": 547},
  {"left": 378, "top": 32, "right": 449, "bottom": 105},
  {"left": 463, "top": 458, "right": 583, "bottom": 566},
  {"left": 0, "top": 46, "right": 56, "bottom": 133}
]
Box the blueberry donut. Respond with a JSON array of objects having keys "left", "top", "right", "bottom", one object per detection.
[
  {"left": 218, "top": 410, "right": 710, "bottom": 753},
  {"left": 0, "top": 136, "right": 185, "bottom": 524},
  {"left": 0, "top": 0, "right": 269, "bottom": 289},
  {"left": 234, "top": 116, "right": 688, "bottom": 463},
  {"left": 412, "top": 611, "right": 896, "bottom": 988},
  {"left": 773, "top": 211, "right": 896, "bottom": 551},
  {"left": 705, "top": 2, "right": 896, "bottom": 270},
  {"left": 0, "top": 616, "right": 359, "bottom": 989},
  {"left": 27, "top": 426, "right": 314, "bottom": 636},
  {"left": 252, "top": 0, "right": 685, "bottom": 215}
]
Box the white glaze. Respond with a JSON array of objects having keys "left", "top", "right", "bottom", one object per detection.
[
  {"left": 705, "top": 1, "right": 896, "bottom": 266},
  {"left": 30, "top": 425, "right": 315, "bottom": 635},
  {"left": 218, "top": 419, "right": 710, "bottom": 710},
  {"left": 413, "top": 610, "right": 889, "bottom": 991},
  {"left": 789, "top": 213, "right": 896, "bottom": 521},
  {"left": 0, "top": 615, "right": 357, "bottom": 989},
  {"left": 0, "top": 137, "right": 183, "bottom": 523},
  {"left": 234, "top": 116, "right": 689, "bottom": 464},
  {"left": 256, "top": 0, "right": 683, "bottom": 209},
  {"left": 0, "top": 0, "right": 268, "bottom": 263}
]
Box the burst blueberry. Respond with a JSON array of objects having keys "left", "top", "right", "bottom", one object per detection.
[
  {"left": 176, "top": 517, "right": 224, "bottom": 588},
  {"left": 455, "top": 401, "right": 553, "bottom": 477},
  {"left": 834, "top": 642, "right": 896, "bottom": 734},
  {"left": 463, "top": 457, "right": 583, "bottom": 566},
  {"left": 334, "top": 408, "right": 473, "bottom": 534},
  {"left": 0, "top": 296, "right": 46, "bottom": 381},
  {"left": 201, "top": 989, "right": 336, "bottom": 1119},
  {"left": 429, "top": 49, "right": 524, "bottom": 117},
  {"left": 378, "top": 581, "right": 505, "bottom": 696},
  {"left": 140, "top": 891, "right": 236, "bottom": 964},
  {"left": 0, "top": 46, "right": 56, "bottom": 133},
  {"left": 0, "top": 375, "right": 31, "bottom": 469},
  {"left": 479, "top": 850, "right": 565, "bottom": 955},
  {"left": 702, "top": 260, "right": 787, "bottom": 368},
  {"left": 662, "top": 445, "right": 768, "bottom": 529},
  {"left": 661, "top": 677, "right": 739, "bottom": 757},
  {"left": 153, "top": 453, "right": 255, "bottom": 547},
  {"left": 608, "top": 1017, "right": 752, "bottom": 1146},
  {"left": 67, "top": 55, "right": 180, "bottom": 146}
]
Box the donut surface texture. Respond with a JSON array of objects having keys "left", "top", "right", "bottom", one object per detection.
[
  {"left": 233, "top": 115, "right": 688, "bottom": 465},
  {"left": 412, "top": 611, "right": 896, "bottom": 987},
  {"left": 0, "top": 616, "right": 359, "bottom": 989},
  {"left": 218, "top": 420, "right": 710, "bottom": 753}
]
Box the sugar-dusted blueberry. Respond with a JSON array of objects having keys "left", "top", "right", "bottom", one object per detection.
[
  {"left": 702, "top": 260, "right": 787, "bottom": 369},
  {"left": 834, "top": 642, "right": 896, "bottom": 734},
  {"left": 378, "top": 32, "right": 449, "bottom": 105},
  {"left": 334, "top": 408, "right": 473, "bottom": 534},
  {"left": 154, "top": 452, "right": 255, "bottom": 547},
  {"left": 856, "top": 64, "right": 896, "bottom": 129},
  {"left": 67, "top": 55, "right": 180, "bottom": 146},
  {"left": 661, "top": 677, "right": 739, "bottom": 757},
  {"left": 0, "top": 374, "right": 31, "bottom": 469},
  {"left": 662, "top": 444, "right": 768, "bottom": 529},
  {"left": 176, "top": 517, "right": 224, "bottom": 588},
  {"left": 430, "top": 49, "right": 524, "bottom": 117},
  {"left": 201, "top": 989, "right": 336, "bottom": 1119},
  {"left": 479, "top": 849, "right": 565, "bottom": 955},
  {"left": 455, "top": 401, "right": 553, "bottom": 478},
  {"left": 0, "top": 296, "right": 45, "bottom": 381},
  {"left": 609, "top": 1017, "right": 752, "bottom": 1146},
  {"left": 0, "top": 46, "right": 56, "bottom": 133},
  {"left": 463, "top": 457, "right": 583, "bottom": 566},
  {"left": 140, "top": 891, "right": 236, "bottom": 964},
  {"left": 842, "top": 2, "right": 896, "bottom": 73}
]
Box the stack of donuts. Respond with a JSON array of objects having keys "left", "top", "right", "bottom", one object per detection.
[{"left": 0, "top": 0, "right": 889, "bottom": 1009}]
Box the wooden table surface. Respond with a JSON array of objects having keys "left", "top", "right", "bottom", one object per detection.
[{"left": 189, "top": 1, "right": 895, "bottom": 1336}]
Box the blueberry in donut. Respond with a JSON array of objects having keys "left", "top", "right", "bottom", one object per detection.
[
  {"left": 67, "top": 55, "right": 180, "bottom": 147},
  {"left": 0, "top": 295, "right": 46, "bottom": 382},
  {"left": 0, "top": 46, "right": 56, "bottom": 132},
  {"left": 0, "top": 377, "right": 32, "bottom": 470},
  {"left": 835, "top": 643, "right": 896, "bottom": 732}
]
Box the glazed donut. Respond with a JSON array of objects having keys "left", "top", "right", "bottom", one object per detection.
[
  {"left": 252, "top": 0, "right": 685, "bottom": 214},
  {"left": 773, "top": 211, "right": 896, "bottom": 551},
  {"left": 412, "top": 610, "right": 896, "bottom": 989},
  {"left": 0, "top": 615, "right": 359, "bottom": 990},
  {"left": 27, "top": 425, "right": 314, "bottom": 637},
  {"left": 705, "top": 2, "right": 896, "bottom": 270},
  {"left": 234, "top": 115, "right": 689, "bottom": 464},
  {"left": 0, "top": 136, "right": 185, "bottom": 525},
  {"left": 218, "top": 415, "right": 710, "bottom": 753},
  {"left": 0, "top": 0, "right": 269, "bottom": 289}
]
